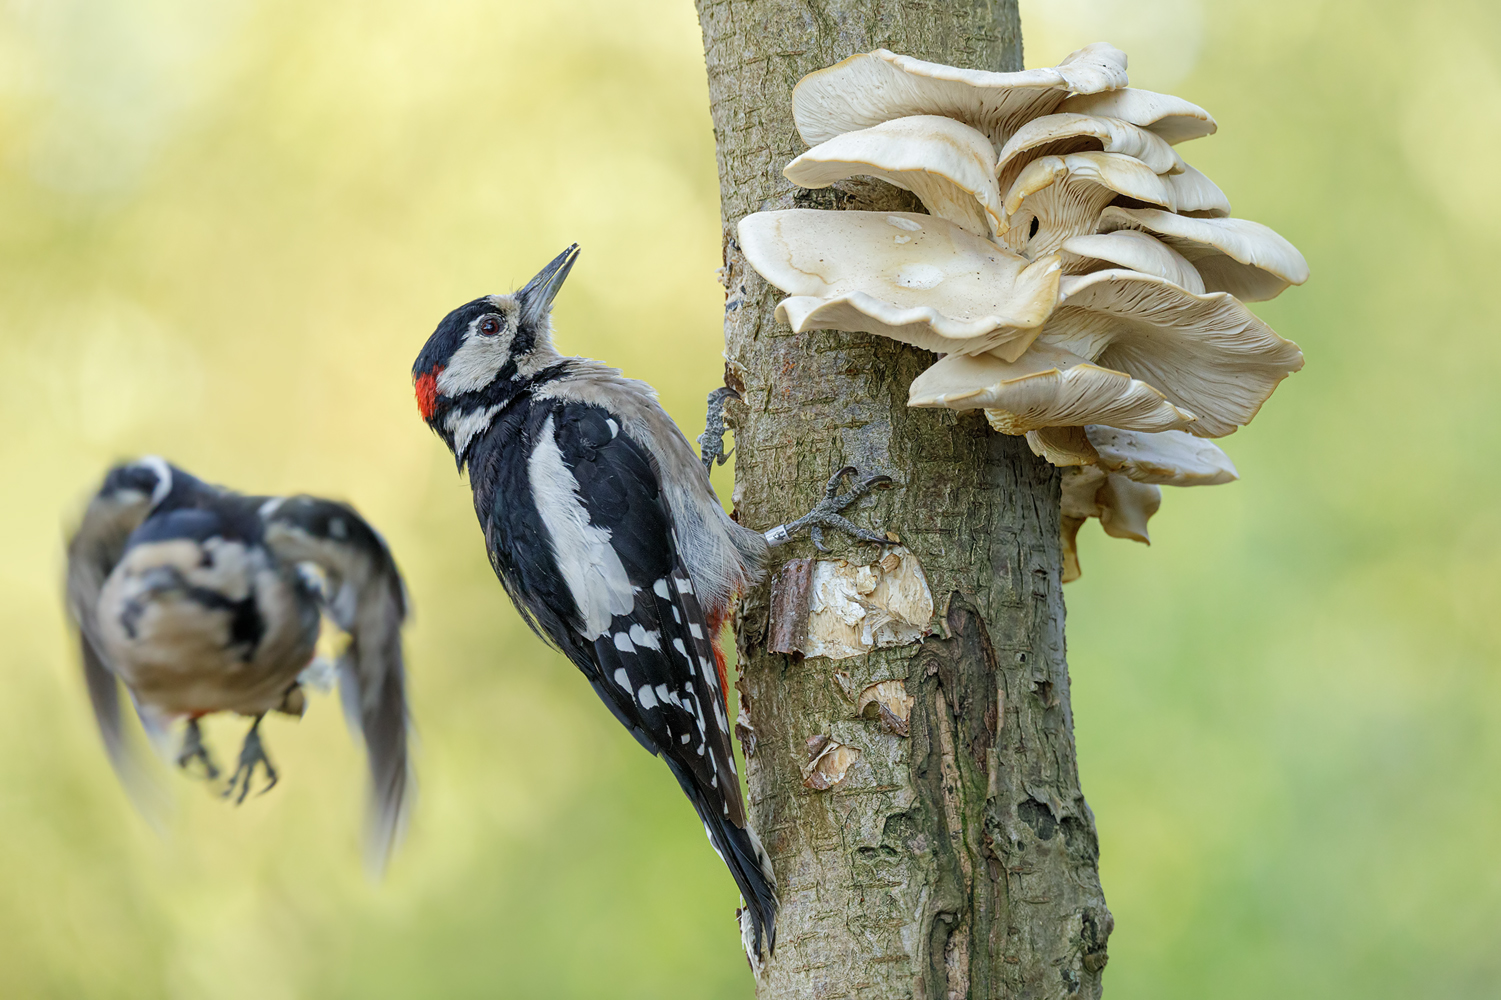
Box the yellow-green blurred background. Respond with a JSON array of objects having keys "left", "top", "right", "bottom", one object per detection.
[{"left": 1, "top": 0, "right": 1495, "bottom": 995}]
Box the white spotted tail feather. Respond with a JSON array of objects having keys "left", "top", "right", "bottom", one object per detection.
[{"left": 583, "top": 542, "right": 780, "bottom": 959}]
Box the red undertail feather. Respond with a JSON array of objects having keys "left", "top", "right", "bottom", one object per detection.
[{"left": 706, "top": 604, "right": 731, "bottom": 715}]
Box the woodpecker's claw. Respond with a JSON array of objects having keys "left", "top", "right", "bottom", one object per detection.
[
  {"left": 765, "top": 466, "right": 895, "bottom": 550},
  {"left": 176, "top": 718, "right": 220, "bottom": 780},
  {"left": 223, "top": 716, "right": 278, "bottom": 805},
  {"left": 699, "top": 387, "right": 740, "bottom": 473}
]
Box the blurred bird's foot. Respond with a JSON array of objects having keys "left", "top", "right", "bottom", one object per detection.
[
  {"left": 763, "top": 465, "right": 896, "bottom": 552},
  {"left": 224, "top": 715, "right": 278, "bottom": 804},
  {"left": 176, "top": 718, "right": 220, "bottom": 780},
  {"left": 698, "top": 387, "right": 739, "bottom": 473},
  {"left": 274, "top": 682, "right": 306, "bottom": 718}
]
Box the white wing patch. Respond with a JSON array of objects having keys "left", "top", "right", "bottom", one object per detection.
[
  {"left": 528, "top": 414, "right": 635, "bottom": 640},
  {"left": 629, "top": 624, "right": 661, "bottom": 650}
]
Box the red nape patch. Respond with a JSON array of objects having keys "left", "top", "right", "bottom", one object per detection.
[
  {"left": 415, "top": 367, "right": 443, "bottom": 422},
  {"left": 707, "top": 607, "right": 731, "bottom": 714}
]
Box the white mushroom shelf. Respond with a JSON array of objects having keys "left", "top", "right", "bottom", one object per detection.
[{"left": 738, "top": 43, "right": 1307, "bottom": 580}]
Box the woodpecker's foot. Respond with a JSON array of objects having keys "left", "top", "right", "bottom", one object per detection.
[
  {"left": 764, "top": 466, "right": 895, "bottom": 552},
  {"left": 223, "top": 716, "right": 278, "bottom": 805},
  {"left": 698, "top": 387, "right": 740, "bottom": 473},
  {"left": 176, "top": 718, "right": 220, "bottom": 780}
]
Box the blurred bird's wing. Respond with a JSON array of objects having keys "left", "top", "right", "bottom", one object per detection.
[
  {"left": 64, "top": 484, "right": 157, "bottom": 797},
  {"left": 261, "top": 495, "right": 413, "bottom": 872}
]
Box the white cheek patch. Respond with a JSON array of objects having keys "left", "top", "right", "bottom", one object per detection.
[{"left": 436, "top": 320, "right": 514, "bottom": 396}]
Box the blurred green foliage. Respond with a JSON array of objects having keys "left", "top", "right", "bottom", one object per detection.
[{"left": 1, "top": 0, "right": 1496, "bottom": 996}]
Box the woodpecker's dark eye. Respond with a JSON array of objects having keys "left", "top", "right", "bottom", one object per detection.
[{"left": 479, "top": 316, "right": 502, "bottom": 337}]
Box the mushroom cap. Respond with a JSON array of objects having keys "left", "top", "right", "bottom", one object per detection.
[
  {"left": 1098, "top": 474, "right": 1162, "bottom": 542},
  {"left": 784, "top": 116, "right": 1003, "bottom": 236},
  {"left": 1061, "top": 464, "right": 1110, "bottom": 518},
  {"left": 1060, "top": 88, "right": 1217, "bottom": 145},
  {"left": 1085, "top": 426, "right": 1238, "bottom": 486},
  {"left": 1098, "top": 206, "right": 1309, "bottom": 301},
  {"left": 1060, "top": 230, "right": 1205, "bottom": 292},
  {"left": 1027, "top": 425, "right": 1237, "bottom": 486},
  {"left": 907, "top": 342, "right": 1198, "bottom": 434},
  {"left": 739, "top": 209, "right": 1061, "bottom": 358},
  {"left": 996, "top": 112, "right": 1182, "bottom": 196},
  {"left": 1166, "top": 163, "right": 1231, "bottom": 217},
  {"left": 1040, "top": 269, "right": 1305, "bottom": 437},
  {"left": 999, "top": 151, "right": 1177, "bottom": 256},
  {"left": 1060, "top": 466, "right": 1161, "bottom": 543},
  {"left": 792, "top": 44, "right": 1130, "bottom": 149},
  {"left": 1026, "top": 424, "right": 1099, "bottom": 466},
  {"left": 1060, "top": 514, "right": 1086, "bottom": 583}
]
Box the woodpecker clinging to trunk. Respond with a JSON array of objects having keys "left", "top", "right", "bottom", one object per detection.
[
  {"left": 66, "top": 458, "right": 413, "bottom": 868},
  {"left": 411, "top": 245, "right": 891, "bottom": 965}
]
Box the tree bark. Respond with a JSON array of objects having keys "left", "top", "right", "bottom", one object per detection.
[{"left": 694, "top": 3, "right": 1111, "bottom": 998}]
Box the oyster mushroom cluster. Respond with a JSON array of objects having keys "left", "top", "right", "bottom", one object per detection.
[{"left": 738, "top": 45, "right": 1307, "bottom": 580}]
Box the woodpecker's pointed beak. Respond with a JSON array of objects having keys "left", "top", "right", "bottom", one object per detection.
[{"left": 516, "top": 244, "right": 580, "bottom": 329}]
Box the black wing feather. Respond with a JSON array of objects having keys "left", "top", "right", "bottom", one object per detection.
[
  {"left": 545, "top": 402, "right": 777, "bottom": 952},
  {"left": 468, "top": 396, "right": 777, "bottom": 953},
  {"left": 66, "top": 479, "right": 161, "bottom": 798},
  {"left": 261, "top": 496, "right": 413, "bottom": 871}
]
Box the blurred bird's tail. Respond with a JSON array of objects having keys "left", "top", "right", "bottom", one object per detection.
[{"left": 338, "top": 645, "right": 413, "bottom": 875}]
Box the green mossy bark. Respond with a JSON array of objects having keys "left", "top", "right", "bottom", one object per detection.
[{"left": 694, "top": 3, "right": 1111, "bottom": 996}]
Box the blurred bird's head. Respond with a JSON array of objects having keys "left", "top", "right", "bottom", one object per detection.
[
  {"left": 72, "top": 457, "right": 201, "bottom": 568},
  {"left": 412, "top": 244, "right": 579, "bottom": 463},
  {"left": 99, "top": 456, "right": 177, "bottom": 512}
]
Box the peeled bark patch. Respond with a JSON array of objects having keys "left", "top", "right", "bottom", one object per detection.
[
  {"left": 770, "top": 547, "right": 933, "bottom": 660},
  {"left": 802, "top": 737, "right": 862, "bottom": 790},
  {"left": 857, "top": 679, "right": 916, "bottom": 736}
]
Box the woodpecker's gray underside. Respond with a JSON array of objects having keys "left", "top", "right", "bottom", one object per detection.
[{"left": 694, "top": 2, "right": 1112, "bottom": 997}]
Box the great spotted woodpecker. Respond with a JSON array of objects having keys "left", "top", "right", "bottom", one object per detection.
[
  {"left": 412, "top": 245, "right": 891, "bottom": 964},
  {"left": 66, "top": 458, "right": 413, "bottom": 865}
]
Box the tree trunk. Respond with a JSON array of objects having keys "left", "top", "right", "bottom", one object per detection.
[{"left": 694, "top": 2, "right": 1112, "bottom": 998}]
